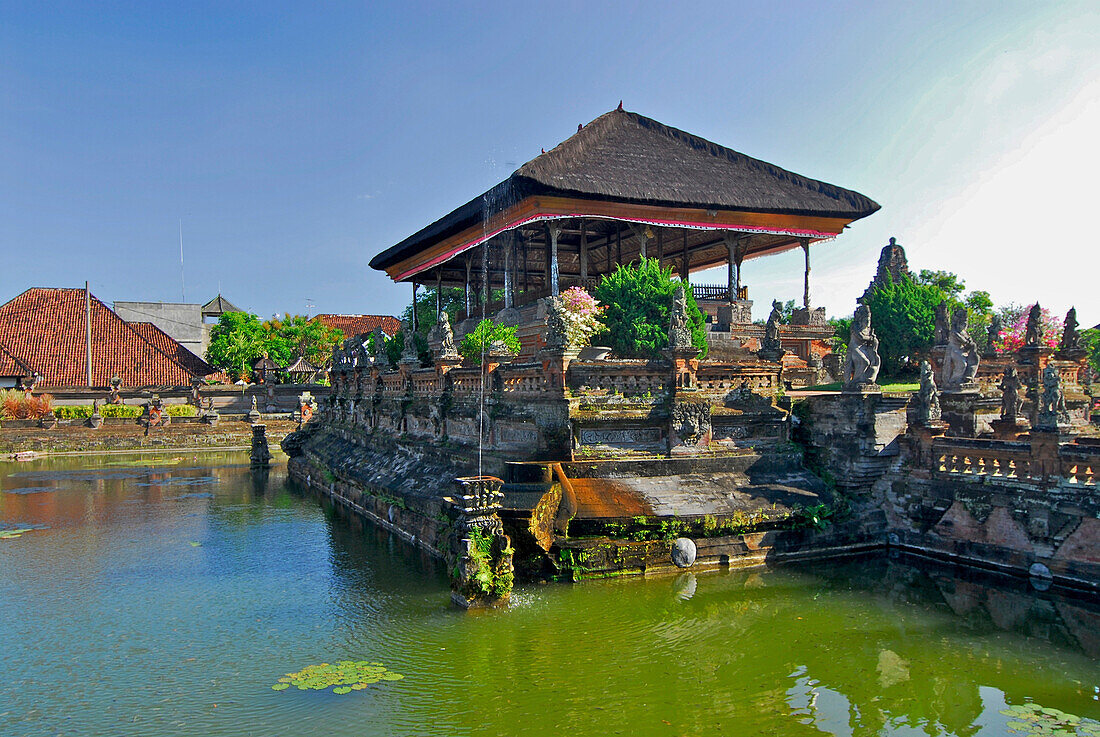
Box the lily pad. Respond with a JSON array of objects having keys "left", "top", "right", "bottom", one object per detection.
[{"left": 271, "top": 660, "right": 404, "bottom": 695}]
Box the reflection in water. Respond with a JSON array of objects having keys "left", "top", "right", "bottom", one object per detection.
[{"left": 0, "top": 452, "right": 1097, "bottom": 737}]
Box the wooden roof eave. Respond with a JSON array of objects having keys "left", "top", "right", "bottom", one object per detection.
[{"left": 383, "top": 195, "right": 854, "bottom": 284}]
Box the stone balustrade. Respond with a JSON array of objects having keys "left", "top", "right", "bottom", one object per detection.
[
  {"left": 497, "top": 363, "right": 549, "bottom": 396},
  {"left": 930, "top": 435, "right": 1099, "bottom": 488}
]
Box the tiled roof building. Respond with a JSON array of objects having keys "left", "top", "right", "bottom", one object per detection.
[
  {"left": 0, "top": 287, "right": 212, "bottom": 388},
  {"left": 314, "top": 314, "right": 401, "bottom": 338}
]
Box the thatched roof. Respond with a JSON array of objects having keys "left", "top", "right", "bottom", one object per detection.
[
  {"left": 371, "top": 108, "right": 879, "bottom": 272},
  {"left": 285, "top": 355, "right": 318, "bottom": 374}
]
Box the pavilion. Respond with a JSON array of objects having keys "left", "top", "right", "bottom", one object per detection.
[{"left": 370, "top": 106, "right": 879, "bottom": 344}]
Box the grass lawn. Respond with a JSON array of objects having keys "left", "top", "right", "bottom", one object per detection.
[{"left": 799, "top": 381, "right": 919, "bottom": 393}]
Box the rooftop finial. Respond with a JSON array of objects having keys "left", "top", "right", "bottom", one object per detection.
[
  {"left": 617, "top": 100, "right": 623, "bottom": 111},
  {"left": 578, "top": 123, "right": 582, "bottom": 132}
]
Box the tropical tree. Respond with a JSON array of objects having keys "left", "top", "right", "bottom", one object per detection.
[
  {"left": 593, "top": 258, "right": 707, "bottom": 359},
  {"left": 459, "top": 319, "right": 521, "bottom": 365},
  {"left": 263, "top": 314, "right": 344, "bottom": 368},
  {"left": 206, "top": 312, "right": 269, "bottom": 380}
]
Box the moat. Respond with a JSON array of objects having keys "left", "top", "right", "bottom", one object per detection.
[{"left": 1, "top": 453, "right": 1097, "bottom": 737}]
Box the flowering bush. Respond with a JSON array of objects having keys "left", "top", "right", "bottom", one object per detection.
[
  {"left": 557, "top": 286, "right": 604, "bottom": 348},
  {"left": 996, "top": 303, "right": 1063, "bottom": 353}
]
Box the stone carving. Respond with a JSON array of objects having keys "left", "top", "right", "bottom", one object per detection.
[
  {"left": 986, "top": 314, "right": 1002, "bottom": 354},
  {"left": 915, "top": 360, "right": 941, "bottom": 425},
  {"left": 941, "top": 305, "right": 980, "bottom": 389},
  {"left": 861, "top": 237, "right": 909, "bottom": 303},
  {"left": 758, "top": 300, "right": 786, "bottom": 362},
  {"left": 671, "top": 399, "right": 711, "bottom": 445},
  {"left": 542, "top": 296, "right": 568, "bottom": 351},
  {"left": 1036, "top": 364, "right": 1069, "bottom": 430},
  {"left": 1024, "top": 303, "right": 1042, "bottom": 347},
  {"left": 108, "top": 374, "right": 123, "bottom": 404},
  {"left": 667, "top": 285, "right": 692, "bottom": 350},
  {"left": 842, "top": 304, "right": 880, "bottom": 390},
  {"left": 999, "top": 366, "right": 1024, "bottom": 424},
  {"left": 430, "top": 311, "right": 459, "bottom": 360},
  {"left": 366, "top": 329, "right": 385, "bottom": 367},
  {"left": 933, "top": 302, "right": 949, "bottom": 346},
  {"left": 1060, "top": 307, "right": 1080, "bottom": 353},
  {"left": 579, "top": 427, "right": 662, "bottom": 445},
  {"left": 400, "top": 321, "right": 418, "bottom": 364},
  {"left": 250, "top": 423, "right": 272, "bottom": 467}
]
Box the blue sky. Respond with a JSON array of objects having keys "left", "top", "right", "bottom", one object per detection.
[{"left": 1, "top": 1, "right": 1097, "bottom": 325}]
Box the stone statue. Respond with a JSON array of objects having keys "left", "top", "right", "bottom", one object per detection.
[
  {"left": 1060, "top": 307, "right": 1080, "bottom": 353},
  {"left": 432, "top": 311, "right": 459, "bottom": 360},
  {"left": 330, "top": 342, "right": 344, "bottom": 371},
  {"left": 933, "top": 302, "right": 950, "bottom": 346},
  {"left": 400, "top": 321, "right": 418, "bottom": 363},
  {"left": 1024, "top": 303, "right": 1042, "bottom": 347},
  {"left": 91, "top": 398, "right": 101, "bottom": 415},
  {"left": 999, "top": 366, "right": 1024, "bottom": 424},
  {"left": 108, "top": 374, "right": 123, "bottom": 404},
  {"left": 941, "top": 305, "right": 980, "bottom": 389},
  {"left": 843, "top": 304, "right": 880, "bottom": 390},
  {"left": 1036, "top": 364, "right": 1069, "bottom": 430},
  {"left": 667, "top": 285, "right": 692, "bottom": 350},
  {"left": 542, "top": 296, "right": 569, "bottom": 351},
  {"left": 371, "top": 328, "right": 389, "bottom": 366},
  {"left": 986, "top": 314, "right": 1002, "bottom": 354},
  {"left": 916, "top": 360, "right": 941, "bottom": 425},
  {"left": 251, "top": 395, "right": 258, "bottom": 412},
  {"left": 758, "top": 299, "right": 786, "bottom": 361}
]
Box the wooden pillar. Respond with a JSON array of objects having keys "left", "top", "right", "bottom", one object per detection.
[
  {"left": 548, "top": 222, "right": 562, "bottom": 296},
  {"left": 726, "top": 235, "right": 737, "bottom": 303},
  {"left": 656, "top": 229, "right": 664, "bottom": 267},
  {"left": 681, "top": 230, "right": 689, "bottom": 280},
  {"left": 638, "top": 228, "right": 648, "bottom": 260},
  {"left": 522, "top": 237, "right": 528, "bottom": 295},
  {"left": 579, "top": 221, "right": 588, "bottom": 283},
  {"left": 503, "top": 234, "right": 513, "bottom": 309},
  {"left": 616, "top": 227, "right": 622, "bottom": 267},
  {"left": 481, "top": 244, "right": 488, "bottom": 311},
  {"left": 411, "top": 282, "right": 418, "bottom": 332},
  {"left": 464, "top": 256, "right": 472, "bottom": 315},
  {"left": 801, "top": 238, "right": 811, "bottom": 309},
  {"left": 435, "top": 271, "right": 442, "bottom": 317}
]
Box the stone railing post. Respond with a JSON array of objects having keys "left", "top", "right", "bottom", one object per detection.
[{"left": 445, "top": 476, "right": 513, "bottom": 609}]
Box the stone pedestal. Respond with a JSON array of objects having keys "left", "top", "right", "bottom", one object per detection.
[
  {"left": 940, "top": 389, "right": 981, "bottom": 438},
  {"left": 250, "top": 424, "right": 272, "bottom": 468},
  {"left": 662, "top": 346, "right": 701, "bottom": 391},
  {"left": 446, "top": 476, "right": 513, "bottom": 609},
  {"left": 908, "top": 421, "right": 947, "bottom": 467},
  {"left": 990, "top": 417, "right": 1029, "bottom": 440},
  {"left": 716, "top": 299, "right": 753, "bottom": 330}
]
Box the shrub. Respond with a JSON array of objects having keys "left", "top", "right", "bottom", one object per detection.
[
  {"left": 166, "top": 404, "right": 198, "bottom": 417},
  {"left": 862, "top": 274, "right": 946, "bottom": 379},
  {"left": 592, "top": 258, "right": 707, "bottom": 359},
  {"left": 100, "top": 404, "right": 142, "bottom": 418},
  {"left": 459, "top": 319, "right": 521, "bottom": 365},
  {"left": 53, "top": 405, "right": 93, "bottom": 419},
  {"left": 557, "top": 286, "right": 604, "bottom": 348},
  {"left": 0, "top": 390, "right": 53, "bottom": 419}
]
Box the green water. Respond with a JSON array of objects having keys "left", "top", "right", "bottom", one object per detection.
[{"left": 1, "top": 453, "right": 1097, "bottom": 737}]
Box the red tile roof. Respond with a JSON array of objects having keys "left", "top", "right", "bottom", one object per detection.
[
  {"left": 0, "top": 339, "right": 34, "bottom": 378},
  {"left": 0, "top": 287, "right": 211, "bottom": 388},
  {"left": 315, "top": 313, "right": 401, "bottom": 338},
  {"left": 129, "top": 322, "right": 214, "bottom": 377}
]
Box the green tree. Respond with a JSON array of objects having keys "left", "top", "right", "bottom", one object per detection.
[
  {"left": 263, "top": 314, "right": 344, "bottom": 368},
  {"left": 206, "top": 312, "right": 269, "bottom": 380},
  {"left": 402, "top": 287, "right": 465, "bottom": 340},
  {"left": 916, "top": 269, "right": 966, "bottom": 299},
  {"left": 863, "top": 275, "right": 946, "bottom": 379},
  {"left": 1081, "top": 328, "right": 1100, "bottom": 377},
  {"left": 593, "top": 258, "right": 707, "bottom": 359},
  {"left": 459, "top": 319, "right": 521, "bottom": 365}
]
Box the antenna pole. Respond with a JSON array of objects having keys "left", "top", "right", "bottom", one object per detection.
[{"left": 85, "top": 281, "right": 92, "bottom": 387}]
